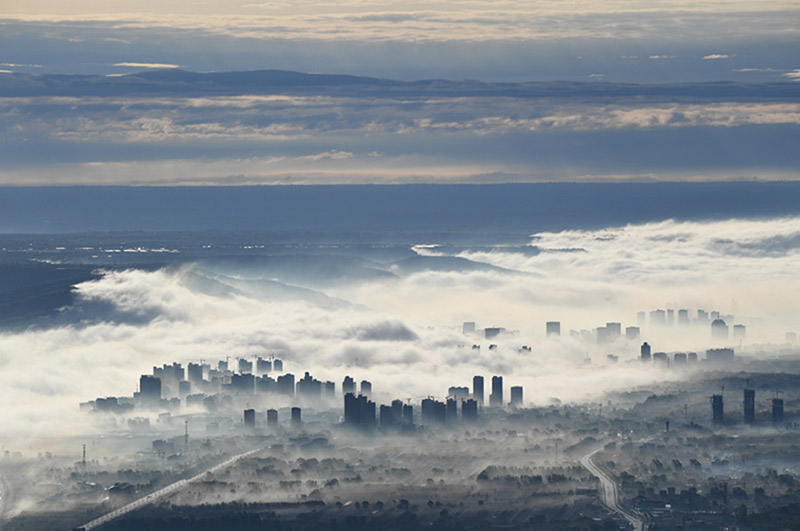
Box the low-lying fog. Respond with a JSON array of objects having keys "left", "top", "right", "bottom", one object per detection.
[{"left": 1, "top": 216, "right": 799, "bottom": 448}]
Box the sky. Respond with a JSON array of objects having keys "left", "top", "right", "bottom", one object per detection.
[{"left": 0, "top": 0, "right": 798, "bottom": 184}]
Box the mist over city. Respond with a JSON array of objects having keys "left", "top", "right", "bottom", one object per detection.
[{"left": 1, "top": 1, "right": 800, "bottom": 530}]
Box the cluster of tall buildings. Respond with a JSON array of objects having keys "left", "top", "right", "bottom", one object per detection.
[
  {"left": 637, "top": 308, "right": 745, "bottom": 340},
  {"left": 342, "top": 373, "right": 524, "bottom": 431},
  {"left": 639, "top": 342, "right": 736, "bottom": 367},
  {"left": 711, "top": 388, "right": 785, "bottom": 426}
]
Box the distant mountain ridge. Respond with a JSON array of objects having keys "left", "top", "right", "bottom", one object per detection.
[{"left": 0, "top": 69, "right": 797, "bottom": 100}]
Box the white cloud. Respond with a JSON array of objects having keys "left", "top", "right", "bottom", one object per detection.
[
  {"left": 1, "top": 217, "right": 799, "bottom": 448},
  {"left": 113, "top": 62, "right": 180, "bottom": 69},
  {"left": 784, "top": 69, "right": 800, "bottom": 81},
  {"left": 702, "top": 54, "right": 730, "bottom": 60}
]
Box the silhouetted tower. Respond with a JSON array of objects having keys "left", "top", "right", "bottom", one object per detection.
[
  {"left": 446, "top": 398, "right": 458, "bottom": 422},
  {"left": 546, "top": 321, "right": 560, "bottom": 337},
  {"left": 184, "top": 420, "right": 189, "bottom": 453},
  {"left": 139, "top": 375, "right": 162, "bottom": 407},
  {"left": 711, "top": 394, "right": 724, "bottom": 425},
  {"left": 744, "top": 389, "right": 755, "bottom": 424},
  {"left": 342, "top": 376, "right": 356, "bottom": 396},
  {"left": 243, "top": 408, "right": 256, "bottom": 431},
  {"left": 82, "top": 443, "right": 86, "bottom": 475},
  {"left": 472, "top": 375, "right": 484, "bottom": 406},
  {"left": 360, "top": 380, "right": 372, "bottom": 399},
  {"left": 640, "top": 342, "right": 651, "bottom": 362},
  {"left": 402, "top": 403, "right": 413, "bottom": 425},
  {"left": 490, "top": 376, "right": 503, "bottom": 407},
  {"left": 380, "top": 404, "right": 395, "bottom": 428},
  {"left": 462, "top": 398, "right": 478, "bottom": 420},
  {"left": 510, "top": 386, "right": 523, "bottom": 406},
  {"left": 267, "top": 408, "right": 278, "bottom": 429},
  {"left": 772, "top": 398, "right": 784, "bottom": 424},
  {"left": 291, "top": 407, "right": 302, "bottom": 428}
]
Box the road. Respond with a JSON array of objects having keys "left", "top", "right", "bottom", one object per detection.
[
  {"left": 77, "top": 447, "right": 262, "bottom": 530},
  {"left": 580, "top": 447, "right": 645, "bottom": 531}
]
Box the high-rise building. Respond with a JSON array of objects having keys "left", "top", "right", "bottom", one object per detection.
[
  {"left": 706, "top": 348, "right": 734, "bottom": 363},
  {"left": 696, "top": 309, "right": 709, "bottom": 324},
  {"left": 484, "top": 327, "right": 503, "bottom": 339},
  {"left": 360, "top": 380, "right": 372, "bottom": 399},
  {"left": 712, "top": 394, "right": 724, "bottom": 425},
  {"left": 231, "top": 373, "right": 255, "bottom": 393},
  {"left": 421, "top": 398, "right": 446, "bottom": 424},
  {"left": 139, "top": 375, "right": 161, "bottom": 407},
  {"left": 733, "top": 324, "right": 746, "bottom": 339},
  {"left": 677, "top": 309, "right": 689, "bottom": 326},
  {"left": 267, "top": 409, "right": 278, "bottom": 429},
  {"left": 238, "top": 358, "right": 252, "bottom": 374},
  {"left": 272, "top": 359, "right": 284, "bottom": 372},
  {"left": 641, "top": 342, "right": 651, "bottom": 362},
  {"left": 711, "top": 319, "right": 729, "bottom": 339},
  {"left": 187, "top": 362, "right": 203, "bottom": 383},
  {"left": 324, "top": 381, "right": 335, "bottom": 398},
  {"left": 510, "top": 386, "right": 523, "bottom": 405},
  {"left": 490, "top": 376, "right": 503, "bottom": 407},
  {"left": 342, "top": 376, "right": 356, "bottom": 396},
  {"left": 243, "top": 408, "right": 255, "bottom": 430},
  {"left": 462, "top": 398, "right": 478, "bottom": 420},
  {"left": 673, "top": 353, "right": 687, "bottom": 365},
  {"left": 546, "top": 322, "right": 560, "bottom": 337},
  {"left": 463, "top": 321, "right": 476, "bottom": 334},
  {"left": 666, "top": 309, "right": 674, "bottom": 326},
  {"left": 179, "top": 380, "right": 191, "bottom": 398},
  {"left": 650, "top": 310, "right": 666, "bottom": 326},
  {"left": 402, "top": 404, "right": 413, "bottom": 425},
  {"left": 276, "top": 373, "right": 295, "bottom": 396},
  {"left": 256, "top": 357, "right": 272, "bottom": 374},
  {"left": 446, "top": 398, "right": 458, "bottom": 422},
  {"left": 344, "top": 392, "right": 376, "bottom": 428},
  {"left": 625, "top": 326, "right": 640, "bottom": 340},
  {"left": 687, "top": 352, "right": 698, "bottom": 363},
  {"left": 448, "top": 386, "right": 470, "bottom": 400},
  {"left": 772, "top": 398, "right": 784, "bottom": 424},
  {"left": 637, "top": 311, "right": 646, "bottom": 327},
  {"left": 291, "top": 407, "right": 302, "bottom": 428},
  {"left": 296, "top": 371, "right": 322, "bottom": 399},
  {"left": 473, "top": 376, "right": 484, "bottom": 405},
  {"left": 744, "top": 389, "right": 755, "bottom": 424},
  {"left": 380, "top": 404, "right": 395, "bottom": 428}
]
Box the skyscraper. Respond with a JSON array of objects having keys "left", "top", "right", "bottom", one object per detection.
[
  {"left": 490, "top": 376, "right": 503, "bottom": 407},
  {"left": 772, "top": 398, "right": 784, "bottom": 424},
  {"left": 243, "top": 408, "right": 255, "bottom": 430},
  {"left": 641, "top": 342, "right": 651, "bottom": 362},
  {"left": 712, "top": 394, "right": 724, "bottom": 425},
  {"left": 744, "top": 389, "right": 755, "bottom": 424},
  {"left": 510, "top": 386, "right": 523, "bottom": 405},
  {"left": 360, "top": 380, "right": 372, "bottom": 399},
  {"left": 139, "top": 375, "right": 161, "bottom": 407},
  {"left": 342, "top": 375, "right": 356, "bottom": 396},
  {"left": 546, "top": 321, "right": 560, "bottom": 337},
  {"left": 473, "top": 375, "right": 484, "bottom": 406}
]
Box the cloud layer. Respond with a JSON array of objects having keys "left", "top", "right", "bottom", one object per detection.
[{"left": 1, "top": 217, "right": 799, "bottom": 449}]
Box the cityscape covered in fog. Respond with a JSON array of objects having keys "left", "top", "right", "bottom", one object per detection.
[
  {"left": 1, "top": 0, "right": 800, "bottom": 530},
  {"left": 0, "top": 214, "right": 799, "bottom": 530}
]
